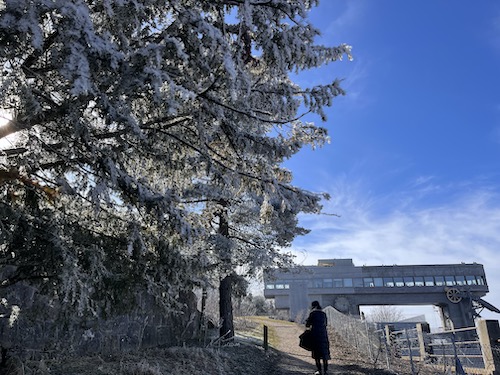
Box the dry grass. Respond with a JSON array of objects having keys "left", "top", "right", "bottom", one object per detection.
[
  {"left": 1, "top": 316, "right": 440, "bottom": 375},
  {"left": 1, "top": 325, "right": 280, "bottom": 375},
  {"left": 2, "top": 346, "right": 279, "bottom": 375},
  {"left": 235, "top": 315, "right": 296, "bottom": 348}
]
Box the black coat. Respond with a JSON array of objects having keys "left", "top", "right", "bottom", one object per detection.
[{"left": 305, "top": 309, "right": 331, "bottom": 360}]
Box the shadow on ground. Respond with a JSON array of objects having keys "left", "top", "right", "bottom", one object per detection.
[{"left": 272, "top": 348, "right": 400, "bottom": 375}]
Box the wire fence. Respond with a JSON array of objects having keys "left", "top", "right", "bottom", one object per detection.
[
  {"left": 325, "top": 307, "right": 399, "bottom": 373},
  {"left": 324, "top": 306, "right": 500, "bottom": 375}
]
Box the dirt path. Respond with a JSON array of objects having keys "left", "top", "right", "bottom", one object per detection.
[{"left": 269, "top": 321, "right": 316, "bottom": 374}]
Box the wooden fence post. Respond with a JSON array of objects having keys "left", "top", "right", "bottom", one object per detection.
[
  {"left": 263, "top": 325, "right": 268, "bottom": 351},
  {"left": 416, "top": 323, "right": 431, "bottom": 360},
  {"left": 384, "top": 324, "right": 393, "bottom": 348},
  {"left": 476, "top": 320, "right": 499, "bottom": 375}
]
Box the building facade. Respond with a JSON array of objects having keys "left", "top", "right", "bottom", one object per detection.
[{"left": 264, "top": 259, "right": 497, "bottom": 329}]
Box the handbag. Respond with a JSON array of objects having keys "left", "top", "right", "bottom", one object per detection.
[{"left": 299, "top": 329, "right": 314, "bottom": 351}]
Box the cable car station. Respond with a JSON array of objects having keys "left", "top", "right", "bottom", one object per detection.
[{"left": 264, "top": 259, "right": 499, "bottom": 329}]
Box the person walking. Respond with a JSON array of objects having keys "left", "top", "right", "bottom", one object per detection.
[{"left": 305, "top": 301, "right": 331, "bottom": 375}]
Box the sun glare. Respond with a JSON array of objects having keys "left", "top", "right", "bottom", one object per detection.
[
  {"left": 0, "top": 116, "right": 9, "bottom": 127},
  {"left": 0, "top": 109, "right": 12, "bottom": 127},
  {"left": 0, "top": 110, "right": 14, "bottom": 150}
]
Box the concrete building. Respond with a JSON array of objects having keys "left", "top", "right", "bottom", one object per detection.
[{"left": 264, "top": 259, "right": 499, "bottom": 329}]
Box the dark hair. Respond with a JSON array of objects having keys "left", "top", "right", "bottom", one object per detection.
[{"left": 311, "top": 300, "right": 321, "bottom": 309}]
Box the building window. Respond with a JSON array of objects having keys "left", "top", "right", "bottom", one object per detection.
[
  {"left": 313, "top": 279, "right": 323, "bottom": 288},
  {"left": 404, "top": 277, "right": 414, "bottom": 287},
  {"left": 466, "top": 275, "right": 477, "bottom": 285},
  {"left": 384, "top": 277, "right": 394, "bottom": 287},
  {"left": 414, "top": 277, "right": 424, "bottom": 287},
  {"left": 374, "top": 277, "right": 384, "bottom": 287},
  {"left": 435, "top": 276, "right": 445, "bottom": 286},
  {"left": 424, "top": 276, "right": 435, "bottom": 286},
  {"left": 353, "top": 278, "right": 363, "bottom": 287},
  {"left": 455, "top": 275, "right": 466, "bottom": 286},
  {"left": 394, "top": 277, "right": 404, "bottom": 287},
  {"left": 323, "top": 279, "right": 333, "bottom": 288},
  {"left": 445, "top": 276, "right": 456, "bottom": 286},
  {"left": 343, "top": 278, "right": 353, "bottom": 287},
  {"left": 477, "top": 275, "right": 485, "bottom": 285},
  {"left": 363, "top": 277, "right": 374, "bottom": 287},
  {"left": 333, "top": 278, "right": 343, "bottom": 288}
]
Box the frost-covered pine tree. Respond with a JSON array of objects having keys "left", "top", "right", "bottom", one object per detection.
[{"left": 0, "top": 0, "right": 351, "bottom": 342}]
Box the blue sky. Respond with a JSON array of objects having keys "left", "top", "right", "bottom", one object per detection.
[{"left": 286, "top": 1, "right": 500, "bottom": 322}]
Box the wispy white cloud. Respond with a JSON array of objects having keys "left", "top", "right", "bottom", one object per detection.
[
  {"left": 321, "top": 1, "right": 367, "bottom": 42},
  {"left": 300, "top": 1, "right": 371, "bottom": 109},
  {"left": 292, "top": 176, "right": 500, "bottom": 319},
  {"left": 338, "top": 61, "right": 371, "bottom": 109}
]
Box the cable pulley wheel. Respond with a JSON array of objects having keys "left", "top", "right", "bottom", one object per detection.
[{"left": 446, "top": 288, "right": 462, "bottom": 303}]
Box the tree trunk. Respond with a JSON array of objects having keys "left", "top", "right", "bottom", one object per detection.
[
  {"left": 217, "top": 200, "right": 234, "bottom": 341},
  {"left": 219, "top": 274, "right": 234, "bottom": 340},
  {"left": 199, "top": 287, "right": 207, "bottom": 333}
]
